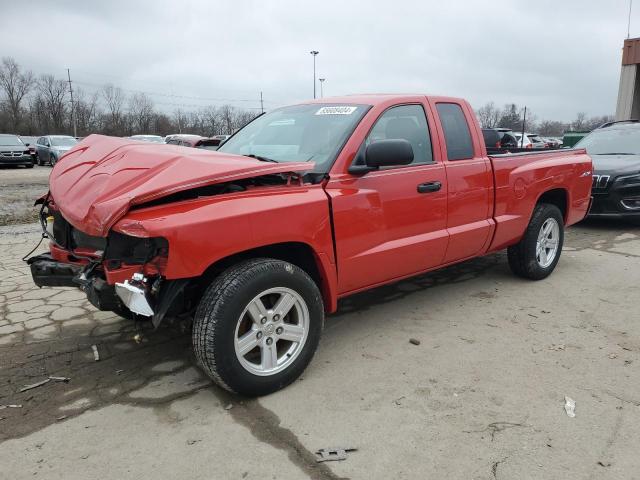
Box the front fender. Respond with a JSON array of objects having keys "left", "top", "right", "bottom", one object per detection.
[{"left": 112, "top": 184, "right": 338, "bottom": 310}]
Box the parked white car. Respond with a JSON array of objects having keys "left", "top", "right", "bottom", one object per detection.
[{"left": 514, "top": 132, "right": 546, "bottom": 149}]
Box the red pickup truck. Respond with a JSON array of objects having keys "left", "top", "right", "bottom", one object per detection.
[{"left": 28, "top": 95, "right": 592, "bottom": 395}]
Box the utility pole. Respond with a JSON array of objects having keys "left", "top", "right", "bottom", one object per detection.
[
  {"left": 319, "top": 78, "right": 325, "bottom": 98},
  {"left": 628, "top": 0, "right": 633, "bottom": 38},
  {"left": 66, "top": 68, "right": 77, "bottom": 138},
  {"left": 310, "top": 50, "right": 319, "bottom": 99},
  {"left": 260, "top": 91, "right": 264, "bottom": 113},
  {"left": 520, "top": 106, "right": 527, "bottom": 148}
]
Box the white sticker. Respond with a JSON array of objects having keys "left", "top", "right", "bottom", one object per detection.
[{"left": 315, "top": 106, "right": 357, "bottom": 115}]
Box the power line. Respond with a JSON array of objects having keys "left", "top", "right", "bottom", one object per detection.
[
  {"left": 70, "top": 68, "right": 289, "bottom": 103},
  {"left": 73, "top": 79, "right": 273, "bottom": 104}
]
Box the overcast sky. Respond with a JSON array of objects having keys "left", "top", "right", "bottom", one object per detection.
[{"left": 0, "top": 0, "right": 636, "bottom": 121}]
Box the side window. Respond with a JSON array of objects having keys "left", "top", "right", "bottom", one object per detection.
[
  {"left": 365, "top": 104, "right": 433, "bottom": 165},
  {"left": 436, "top": 103, "right": 474, "bottom": 160}
]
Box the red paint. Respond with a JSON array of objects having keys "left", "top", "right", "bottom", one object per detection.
[{"left": 45, "top": 95, "right": 592, "bottom": 313}]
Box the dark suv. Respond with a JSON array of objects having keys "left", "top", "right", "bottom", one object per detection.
[
  {"left": 0, "top": 134, "right": 34, "bottom": 167},
  {"left": 575, "top": 121, "right": 640, "bottom": 219},
  {"left": 482, "top": 128, "right": 518, "bottom": 151}
]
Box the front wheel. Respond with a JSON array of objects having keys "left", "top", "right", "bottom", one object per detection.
[
  {"left": 508, "top": 203, "right": 564, "bottom": 280},
  {"left": 193, "top": 258, "right": 324, "bottom": 396}
]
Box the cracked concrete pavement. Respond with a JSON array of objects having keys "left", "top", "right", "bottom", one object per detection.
[{"left": 1, "top": 219, "right": 640, "bottom": 479}]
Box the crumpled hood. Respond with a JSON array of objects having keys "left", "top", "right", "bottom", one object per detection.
[{"left": 49, "top": 134, "right": 314, "bottom": 237}]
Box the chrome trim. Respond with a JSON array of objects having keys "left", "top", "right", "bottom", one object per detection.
[
  {"left": 621, "top": 197, "right": 640, "bottom": 210},
  {"left": 592, "top": 174, "right": 610, "bottom": 189}
]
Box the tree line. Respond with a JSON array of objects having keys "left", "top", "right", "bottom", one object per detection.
[
  {"left": 475, "top": 102, "right": 614, "bottom": 137},
  {"left": 0, "top": 57, "right": 259, "bottom": 138}
]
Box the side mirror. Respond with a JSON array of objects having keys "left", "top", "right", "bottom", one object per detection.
[
  {"left": 365, "top": 139, "right": 414, "bottom": 168},
  {"left": 348, "top": 139, "right": 414, "bottom": 174}
]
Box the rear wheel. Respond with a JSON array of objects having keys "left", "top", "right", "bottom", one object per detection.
[
  {"left": 193, "top": 258, "right": 324, "bottom": 396},
  {"left": 508, "top": 203, "right": 564, "bottom": 280},
  {"left": 50, "top": 154, "right": 56, "bottom": 166}
]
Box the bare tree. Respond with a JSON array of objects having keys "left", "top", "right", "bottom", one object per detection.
[
  {"left": 201, "top": 106, "right": 222, "bottom": 136},
  {"left": 102, "top": 84, "right": 125, "bottom": 135},
  {"left": 128, "top": 92, "right": 154, "bottom": 134},
  {"left": 476, "top": 102, "right": 500, "bottom": 128},
  {"left": 571, "top": 112, "right": 587, "bottom": 131},
  {"left": 538, "top": 120, "right": 566, "bottom": 137},
  {"left": 74, "top": 88, "right": 101, "bottom": 136},
  {"left": 37, "top": 74, "right": 68, "bottom": 132},
  {"left": 0, "top": 57, "right": 35, "bottom": 132}
]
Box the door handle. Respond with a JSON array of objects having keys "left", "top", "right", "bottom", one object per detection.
[{"left": 417, "top": 181, "right": 442, "bottom": 193}]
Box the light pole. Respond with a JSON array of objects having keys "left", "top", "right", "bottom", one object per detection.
[
  {"left": 310, "top": 50, "right": 319, "bottom": 98},
  {"left": 319, "top": 78, "right": 325, "bottom": 98}
]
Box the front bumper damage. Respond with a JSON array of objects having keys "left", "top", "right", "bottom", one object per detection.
[
  {"left": 27, "top": 207, "right": 190, "bottom": 327},
  {"left": 28, "top": 253, "right": 82, "bottom": 287},
  {"left": 29, "top": 251, "right": 189, "bottom": 327},
  {"left": 115, "top": 273, "right": 154, "bottom": 317}
]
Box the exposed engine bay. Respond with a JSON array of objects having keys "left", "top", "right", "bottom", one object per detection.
[{"left": 27, "top": 175, "right": 301, "bottom": 328}]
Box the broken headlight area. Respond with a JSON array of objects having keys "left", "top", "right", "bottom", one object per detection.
[{"left": 104, "top": 231, "right": 168, "bottom": 267}]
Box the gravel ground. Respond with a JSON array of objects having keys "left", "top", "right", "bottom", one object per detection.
[
  {"left": 0, "top": 166, "right": 50, "bottom": 226},
  {"left": 0, "top": 217, "right": 639, "bottom": 479}
]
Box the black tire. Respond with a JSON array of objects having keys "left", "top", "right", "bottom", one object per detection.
[
  {"left": 193, "top": 258, "right": 324, "bottom": 396},
  {"left": 508, "top": 203, "right": 564, "bottom": 280},
  {"left": 50, "top": 154, "right": 56, "bottom": 166}
]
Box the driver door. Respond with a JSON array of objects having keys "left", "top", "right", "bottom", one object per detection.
[{"left": 326, "top": 103, "right": 449, "bottom": 294}]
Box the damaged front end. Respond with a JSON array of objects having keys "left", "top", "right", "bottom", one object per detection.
[{"left": 28, "top": 203, "right": 190, "bottom": 328}]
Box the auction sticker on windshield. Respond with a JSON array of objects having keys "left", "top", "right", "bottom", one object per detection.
[{"left": 315, "top": 106, "right": 358, "bottom": 115}]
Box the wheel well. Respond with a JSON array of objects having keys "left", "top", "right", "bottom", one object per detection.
[
  {"left": 537, "top": 188, "right": 567, "bottom": 221},
  {"left": 199, "top": 242, "right": 325, "bottom": 298}
]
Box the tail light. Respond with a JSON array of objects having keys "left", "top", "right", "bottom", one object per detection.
[
  {"left": 526, "top": 144, "right": 532, "bottom": 149},
  {"left": 495, "top": 141, "right": 501, "bottom": 148}
]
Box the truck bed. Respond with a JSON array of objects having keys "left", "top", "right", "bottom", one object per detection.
[{"left": 487, "top": 148, "right": 592, "bottom": 251}]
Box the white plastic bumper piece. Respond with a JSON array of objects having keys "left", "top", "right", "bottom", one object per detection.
[{"left": 115, "top": 280, "right": 154, "bottom": 317}]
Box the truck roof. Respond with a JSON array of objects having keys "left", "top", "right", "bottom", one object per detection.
[{"left": 301, "top": 94, "right": 466, "bottom": 106}]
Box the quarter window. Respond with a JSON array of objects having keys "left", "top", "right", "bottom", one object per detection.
[
  {"left": 365, "top": 104, "right": 433, "bottom": 165},
  {"left": 436, "top": 103, "right": 474, "bottom": 160}
]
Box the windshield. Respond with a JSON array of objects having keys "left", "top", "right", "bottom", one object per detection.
[
  {"left": 51, "top": 137, "right": 77, "bottom": 147},
  {"left": 0, "top": 135, "right": 23, "bottom": 146},
  {"left": 217, "top": 104, "right": 369, "bottom": 172},
  {"left": 575, "top": 127, "right": 640, "bottom": 155}
]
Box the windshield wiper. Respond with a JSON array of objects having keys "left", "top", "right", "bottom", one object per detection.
[
  {"left": 593, "top": 152, "right": 636, "bottom": 155},
  {"left": 244, "top": 154, "right": 278, "bottom": 163}
]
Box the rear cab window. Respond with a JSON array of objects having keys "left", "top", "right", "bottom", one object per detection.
[{"left": 436, "top": 103, "right": 474, "bottom": 160}]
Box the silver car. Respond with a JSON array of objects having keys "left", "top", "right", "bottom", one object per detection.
[{"left": 36, "top": 135, "right": 78, "bottom": 166}]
